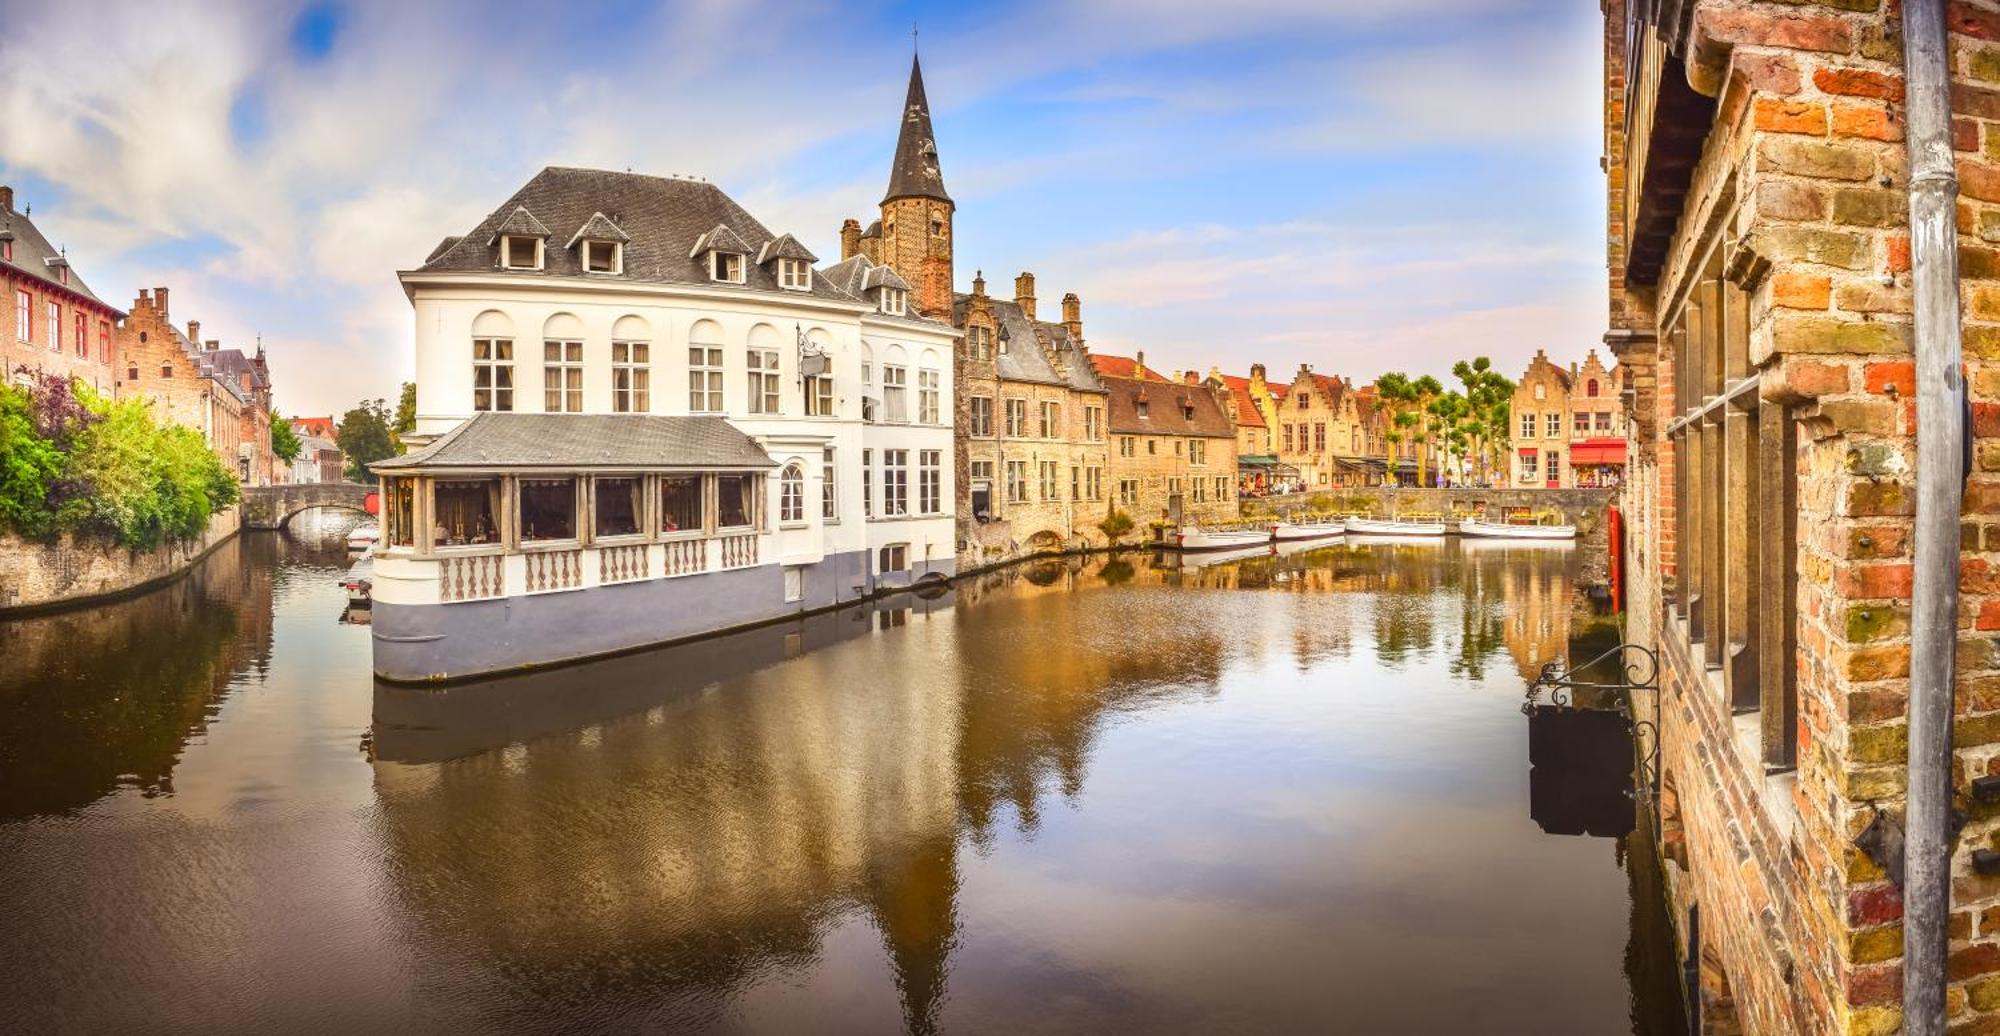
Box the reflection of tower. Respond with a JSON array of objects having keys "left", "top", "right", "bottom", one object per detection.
[{"left": 863, "top": 832, "right": 960, "bottom": 1035}]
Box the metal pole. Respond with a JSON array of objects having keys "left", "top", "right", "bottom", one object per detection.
[{"left": 1903, "top": 1, "right": 1966, "bottom": 1033}]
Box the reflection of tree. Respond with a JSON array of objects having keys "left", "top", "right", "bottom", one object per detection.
[{"left": 0, "top": 534, "right": 278, "bottom": 820}]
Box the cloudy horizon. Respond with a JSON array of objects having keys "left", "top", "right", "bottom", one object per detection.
[{"left": 0, "top": 0, "right": 1605, "bottom": 417}]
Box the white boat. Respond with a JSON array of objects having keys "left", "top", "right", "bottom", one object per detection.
[
  {"left": 342, "top": 557, "right": 374, "bottom": 604},
  {"left": 345, "top": 523, "right": 381, "bottom": 552},
  {"left": 1458, "top": 518, "right": 1577, "bottom": 540},
  {"left": 1270, "top": 519, "right": 1345, "bottom": 542},
  {"left": 1342, "top": 516, "right": 1446, "bottom": 537},
  {"left": 1189, "top": 543, "right": 1275, "bottom": 567},
  {"left": 1177, "top": 525, "right": 1274, "bottom": 551}
]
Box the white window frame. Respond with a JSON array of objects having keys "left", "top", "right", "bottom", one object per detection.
[
  {"left": 1039, "top": 461, "right": 1059, "bottom": 501},
  {"left": 1520, "top": 413, "right": 1535, "bottom": 439},
  {"left": 779, "top": 462, "right": 806, "bottom": 525},
  {"left": 14, "top": 289, "right": 28, "bottom": 342},
  {"left": 881, "top": 288, "right": 907, "bottom": 316},
  {"left": 503, "top": 235, "right": 543, "bottom": 270},
  {"left": 47, "top": 300, "right": 59, "bottom": 352},
  {"left": 970, "top": 396, "right": 994, "bottom": 437},
  {"left": 748, "top": 348, "right": 781, "bottom": 414},
  {"left": 1006, "top": 460, "right": 1028, "bottom": 504},
  {"left": 918, "top": 368, "right": 940, "bottom": 424},
  {"left": 1039, "top": 401, "right": 1060, "bottom": 439},
  {"left": 583, "top": 240, "right": 622, "bottom": 274},
  {"left": 862, "top": 448, "right": 873, "bottom": 518},
  {"left": 1004, "top": 398, "right": 1027, "bottom": 438},
  {"left": 710, "top": 251, "right": 745, "bottom": 283},
  {"left": 919, "top": 449, "right": 941, "bottom": 514},
  {"left": 823, "top": 447, "right": 838, "bottom": 522},
  {"left": 883, "top": 365, "right": 908, "bottom": 423},
  {"left": 778, "top": 257, "right": 812, "bottom": 291},
  {"left": 805, "top": 373, "right": 835, "bottom": 417},
  {"left": 612, "top": 340, "right": 649, "bottom": 413},
  {"left": 543, "top": 339, "right": 583, "bottom": 412},
  {"left": 473, "top": 337, "right": 514, "bottom": 412},
  {"left": 689, "top": 345, "right": 724, "bottom": 413},
  {"left": 884, "top": 449, "right": 909, "bottom": 516},
  {"left": 1544, "top": 412, "right": 1561, "bottom": 437}
]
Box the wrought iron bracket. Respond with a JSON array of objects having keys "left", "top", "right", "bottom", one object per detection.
[{"left": 1526, "top": 642, "right": 1659, "bottom": 709}]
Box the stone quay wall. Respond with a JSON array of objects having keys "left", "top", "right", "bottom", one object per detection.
[{"left": 0, "top": 506, "right": 240, "bottom": 615}]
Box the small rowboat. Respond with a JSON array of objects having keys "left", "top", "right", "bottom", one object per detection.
[
  {"left": 1342, "top": 516, "right": 1446, "bottom": 537},
  {"left": 1458, "top": 518, "right": 1577, "bottom": 540},
  {"left": 1177, "top": 525, "right": 1274, "bottom": 551},
  {"left": 1270, "top": 518, "right": 1344, "bottom": 542}
]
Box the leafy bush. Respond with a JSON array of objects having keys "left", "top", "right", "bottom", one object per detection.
[
  {"left": 0, "top": 373, "right": 239, "bottom": 548},
  {"left": 1097, "top": 509, "right": 1135, "bottom": 545}
]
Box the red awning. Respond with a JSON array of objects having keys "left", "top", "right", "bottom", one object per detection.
[{"left": 1570, "top": 440, "right": 1627, "bottom": 466}]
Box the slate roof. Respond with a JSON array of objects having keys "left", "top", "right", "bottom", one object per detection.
[
  {"left": 884, "top": 55, "right": 951, "bottom": 205},
  {"left": 565, "top": 211, "right": 630, "bottom": 248},
  {"left": 374, "top": 413, "right": 777, "bottom": 472},
  {"left": 1101, "top": 375, "right": 1234, "bottom": 438},
  {"left": 413, "top": 167, "right": 861, "bottom": 305},
  {"left": 490, "top": 206, "right": 550, "bottom": 241},
  {"left": 755, "top": 233, "right": 816, "bottom": 265},
  {"left": 951, "top": 293, "right": 1105, "bottom": 393},
  {"left": 0, "top": 197, "right": 116, "bottom": 312},
  {"left": 863, "top": 263, "right": 911, "bottom": 292},
  {"left": 690, "top": 223, "right": 751, "bottom": 258}
]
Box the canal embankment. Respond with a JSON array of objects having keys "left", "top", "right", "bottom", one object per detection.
[{"left": 0, "top": 506, "right": 240, "bottom": 615}]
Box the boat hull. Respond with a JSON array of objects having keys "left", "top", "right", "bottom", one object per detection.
[
  {"left": 1342, "top": 517, "right": 1445, "bottom": 537},
  {"left": 1270, "top": 521, "right": 1344, "bottom": 542},
  {"left": 1457, "top": 519, "right": 1577, "bottom": 540},
  {"left": 1177, "top": 528, "right": 1274, "bottom": 551}
]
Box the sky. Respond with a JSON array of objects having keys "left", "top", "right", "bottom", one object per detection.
[{"left": 0, "top": 0, "right": 1608, "bottom": 418}]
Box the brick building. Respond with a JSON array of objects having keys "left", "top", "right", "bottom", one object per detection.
[
  {"left": 1, "top": 185, "right": 122, "bottom": 395},
  {"left": 1272, "top": 364, "right": 1379, "bottom": 488},
  {"left": 289, "top": 418, "right": 345, "bottom": 484},
  {"left": 1097, "top": 370, "right": 1238, "bottom": 527},
  {"left": 116, "top": 288, "right": 277, "bottom": 486},
  {"left": 1568, "top": 350, "right": 1628, "bottom": 488},
  {"left": 1603, "top": 1, "right": 2000, "bottom": 1033},
  {"left": 1507, "top": 349, "right": 1629, "bottom": 488},
  {"left": 842, "top": 55, "right": 1111, "bottom": 565}
]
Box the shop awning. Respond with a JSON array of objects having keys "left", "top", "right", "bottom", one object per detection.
[
  {"left": 1238, "top": 455, "right": 1280, "bottom": 468},
  {"left": 1570, "top": 440, "right": 1627, "bottom": 466}
]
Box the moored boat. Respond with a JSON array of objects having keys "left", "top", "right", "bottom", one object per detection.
[
  {"left": 1458, "top": 518, "right": 1577, "bottom": 540},
  {"left": 1270, "top": 518, "right": 1345, "bottom": 542},
  {"left": 1177, "top": 525, "right": 1274, "bottom": 551},
  {"left": 346, "top": 523, "right": 381, "bottom": 553},
  {"left": 1341, "top": 516, "right": 1446, "bottom": 537}
]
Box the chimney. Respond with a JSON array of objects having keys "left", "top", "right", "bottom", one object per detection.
[
  {"left": 972, "top": 269, "right": 986, "bottom": 298},
  {"left": 1250, "top": 362, "right": 1266, "bottom": 384},
  {"left": 206, "top": 339, "right": 219, "bottom": 352},
  {"left": 839, "top": 218, "right": 861, "bottom": 261},
  {"left": 1061, "top": 292, "right": 1082, "bottom": 346},
  {"left": 1014, "top": 271, "right": 1036, "bottom": 321},
  {"left": 188, "top": 320, "right": 200, "bottom": 343},
  {"left": 1134, "top": 350, "right": 1146, "bottom": 379},
  {"left": 0, "top": 185, "right": 12, "bottom": 212},
  {"left": 154, "top": 287, "right": 169, "bottom": 319},
  {"left": 135, "top": 288, "right": 151, "bottom": 311}
]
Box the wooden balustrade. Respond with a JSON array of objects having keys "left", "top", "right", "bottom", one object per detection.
[
  {"left": 599, "top": 543, "right": 650, "bottom": 584},
  {"left": 439, "top": 553, "right": 505, "bottom": 603},
  {"left": 720, "top": 533, "right": 758, "bottom": 570},
  {"left": 523, "top": 549, "right": 584, "bottom": 593},
  {"left": 664, "top": 537, "right": 707, "bottom": 577}
]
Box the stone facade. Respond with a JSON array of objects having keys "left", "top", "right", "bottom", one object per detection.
[
  {"left": 0, "top": 507, "right": 240, "bottom": 614},
  {"left": 115, "top": 288, "right": 280, "bottom": 486},
  {"left": 1603, "top": 1, "right": 2000, "bottom": 1033},
  {"left": 1098, "top": 368, "right": 1239, "bottom": 528},
  {"left": 0, "top": 185, "right": 122, "bottom": 397},
  {"left": 1273, "top": 364, "right": 1376, "bottom": 488},
  {"left": 1508, "top": 349, "right": 1628, "bottom": 489}
]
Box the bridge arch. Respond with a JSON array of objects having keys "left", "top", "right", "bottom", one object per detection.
[{"left": 241, "top": 482, "right": 376, "bottom": 530}]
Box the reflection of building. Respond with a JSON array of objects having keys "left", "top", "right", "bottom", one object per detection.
[
  {"left": 1498, "top": 544, "right": 1573, "bottom": 684},
  {"left": 0, "top": 184, "right": 123, "bottom": 397}
]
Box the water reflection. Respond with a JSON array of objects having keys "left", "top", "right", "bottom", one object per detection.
[{"left": 0, "top": 532, "right": 1681, "bottom": 1034}]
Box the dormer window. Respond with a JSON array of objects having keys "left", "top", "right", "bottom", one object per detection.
[
  {"left": 584, "top": 240, "right": 621, "bottom": 273},
  {"left": 712, "top": 252, "right": 744, "bottom": 283},
  {"left": 778, "top": 257, "right": 811, "bottom": 290},
  {"left": 503, "top": 235, "right": 543, "bottom": 270},
  {"left": 881, "top": 287, "right": 907, "bottom": 316},
  {"left": 1136, "top": 400, "right": 1150, "bottom": 419}
]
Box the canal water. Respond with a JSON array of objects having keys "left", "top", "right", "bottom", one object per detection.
[{"left": 0, "top": 524, "right": 1685, "bottom": 1035}]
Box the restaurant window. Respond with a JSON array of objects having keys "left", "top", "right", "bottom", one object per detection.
[
  {"left": 717, "top": 474, "right": 756, "bottom": 529},
  {"left": 689, "top": 344, "right": 724, "bottom": 413},
  {"left": 594, "top": 476, "right": 642, "bottom": 537},
  {"left": 434, "top": 479, "right": 500, "bottom": 545},
  {"left": 920, "top": 450, "right": 941, "bottom": 514},
  {"left": 883, "top": 365, "right": 908, "bottom": 422},
  {"left": 612, "top": 341, "right": 649, "bottom": 412},
  {"left": 1006, "top": 460, "right": 1028, "bottom": 503},
  {"left": 473, "top": 338, "right": 514, "bottom": 411},
  {"left": 970, "top": 396, "right": 994, "bottom": 436},
  {"left": 748, "top": 348, "right": 781, "bottom": 414},
  {"left": 388, "top": 478, "right": 415, "bottom": 547},
  {"left": 919, "top": 368, "right": 940, "bottom": 424},
  {"left": 884, "top": 449, "right": 909, "bottom": 516},
  {"left": 779, "top": 463, "right": 806, "bottom": 524},
  {"left": 1005, "top": 398, "right": 1027, "bottom": 437},
  {"left": 518, "top": 478, "right": 577, "bottom": 541},
  {"left": 543, "top": 340, "right": 582, "bottom": 412},
  {"left": 661, "top": 475, "right": 703, "bottom": 533},
  {"left": 823, "top": 448, "right": 838, "bottom": 521},
  {"left": 1669, "top": 238, "right": 1799, "bottom": 771},
  {"left": 1040, "top": 401, "right": 1060, "bottom": 439}
]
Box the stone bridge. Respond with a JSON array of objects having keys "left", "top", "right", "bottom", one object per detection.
[{"left": 242, "top": 482, "right": 376, "bottom": 529}]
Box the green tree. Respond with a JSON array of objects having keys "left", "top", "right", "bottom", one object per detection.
[
  {"left": 1452, "top": 358, "right": 1515, "bottom": 484},
  {"left": 270, "top": 411, "right": 303, "bottom": 465},
  {"left": 337, "top": 399, "right": 397, "bottom": 484},
  {"left": 0, "top": 381, "right": 68, "bottom": 537},
  {"left": 393, "top": 382, "right": 416, "bottom": 451}
]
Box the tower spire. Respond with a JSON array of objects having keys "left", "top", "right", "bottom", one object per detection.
[{"left": 883, "top": 53, "right": 950, "bottom": 206}]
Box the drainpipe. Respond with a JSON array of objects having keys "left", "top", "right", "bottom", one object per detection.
[{"left": 1902, "top": 1, "right": 1966, "bottom": 1033}]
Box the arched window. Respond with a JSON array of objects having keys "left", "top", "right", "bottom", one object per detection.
[
  {"left": 779, "top": 462, "right": 805, "bottom": 523},
  {"left": 1587, "top": 379, "right": 1600, "bottom": 397}
]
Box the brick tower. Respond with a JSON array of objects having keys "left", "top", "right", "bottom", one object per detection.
[{"left": 876, "top": 53, "right": 953, "bottom": 319}]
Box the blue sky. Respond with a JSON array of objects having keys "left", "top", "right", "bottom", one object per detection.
[{"left": 0, "top": 0, "right": 1606, "bottom": 416}]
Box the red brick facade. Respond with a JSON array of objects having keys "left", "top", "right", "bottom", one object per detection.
[
  {"left": 115, "top": 287, "right": 275, "bottom": 486},
  {"left": 0, "top": 186, "right": 122, "bottom": 396}
]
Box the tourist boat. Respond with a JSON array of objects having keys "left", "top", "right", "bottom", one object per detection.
[
  {"left": 346, "top": 523, "right": 381, "bottom": 553},
  {"left": 1458, "top": 518, "right": 1577, "bottom": 540},
  {"left": 1341, "top": 516, "right": 1446, "bottom": 537},
  {"left": 1269, "top": 517, "right": 1345, "bottom": 542},
  {"left": 1176, "top": 524, "right": 1273, "bottom": 551},
  {"left": 342, "top": 557, "right": 374, "bottom": 605}
]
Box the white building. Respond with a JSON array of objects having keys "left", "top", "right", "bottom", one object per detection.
[{"left": 372, "top": 167, "right": 957, "bottom": 681}]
